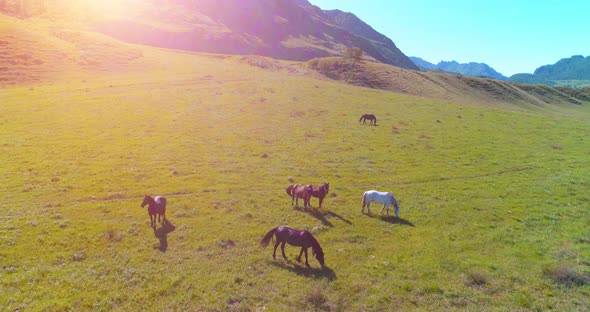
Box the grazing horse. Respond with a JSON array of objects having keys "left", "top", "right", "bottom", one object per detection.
[
  {"left": 361, "top": 190, "right": 400, "bottom": 217},
  {"left": 286, "top": 184, "right": 312, "bottom": 209},
  {"left": 359, "top": 114, "right": 377, "bottom": 125},
  {"left": 141, "top": 195, "right": 167, "bottom": 227},
  {"left": 309, "top": 182, "right": 329, "bottom": 208},
  {"left": 260, "top": 226, "right": 324, "bottom": 267}
]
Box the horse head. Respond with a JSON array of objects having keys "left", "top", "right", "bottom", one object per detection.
[
  {"left": 323, "top": 182, "right": 330, "bottom": 193},
  {"left": 314, "top": 245, "right": 325, "bottom": 266},
  {"left": 141, "top": 195, "right": 151, "bottom": 208}
]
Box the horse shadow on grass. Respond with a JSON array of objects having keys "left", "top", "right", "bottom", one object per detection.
[
  {"left": 269, "top": 260, "right": 337, "bottom": 281},
  {"left": 153, "top": 219, "right": 176, "bottom": 252},
  {"left": 364, "top": 213, "right": 415, "bottom": 227},
  {"left": 292, "top": 206, "right": 352, "bottom": 227}
]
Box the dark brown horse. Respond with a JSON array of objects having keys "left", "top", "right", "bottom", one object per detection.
[
  {"left": 359, "top": 114, "right": 377, "bottom": 125},
  {"left": 309, "top": 182, "right": 329, "bottom": 208},
  {"left": 260, "top": 226, "right": 324, "bottom": 267},
  {"left": 286, "top": 184, "right": 312, "bottom": 209},
  {"left": 141, "top": 195, "right": 166, "bottom": 227}
]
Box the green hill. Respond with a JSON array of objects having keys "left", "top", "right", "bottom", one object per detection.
[
  {"left": 308, "top": 57, "right": 588, "bottom": 114},
  {"left": 508, "top": 55, "right": 590, "bottom": 87}
]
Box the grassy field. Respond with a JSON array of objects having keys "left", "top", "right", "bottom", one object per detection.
[{"left": 1, "top": 46, "right": 590, "bottom": 311}]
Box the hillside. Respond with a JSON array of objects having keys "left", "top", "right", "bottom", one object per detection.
[
  {"left": 410, "top": 57, "right": 507, "bottom": 80},
  {"left": 0, "top": 14, "right": 144, "bottom": 85},
  {"left": 509, "top": 55, "right": 590, "bottom": 87},
  {"left": 51, "top": 0, "right": 418, "bottom": 70},
  {"left": 308, "top": 57, "right": 588, "bottom": 114},
  {"left": 1, "top": 10, "right": 587, "bottom": 115},
  {"left": 321, "top": 9, "right": 417, "bottom": 70}
]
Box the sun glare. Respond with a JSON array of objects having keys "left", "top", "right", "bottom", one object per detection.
[{"left": 78, "top": 0, "right": 137, "bottom": 18}]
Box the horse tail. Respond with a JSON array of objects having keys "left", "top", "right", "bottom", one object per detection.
[
  {"left": 260, "top": 227, "right": 277, "bottom": 248},
  {"left": 359, "top": 115, "right": 363, "bottom": 122},
  {"left": 286, "top": 185, "right": 294, "bottom": 196},
  {"left": 361, "top": 192, "right": 367, "bottom": 208},
  {"left": 392, "top": 195, "right": 400, "bottom": 217}
]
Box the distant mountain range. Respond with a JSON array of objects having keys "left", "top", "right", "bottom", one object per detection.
[
  {"left": 412, "top": 55, "right": 590, "bottom": 87},
  {"left": 508, "top": 55, "right": 590, "bottom": 87},
  {"left": 410, "top": 57, "right": 507, "bottom": 80}
]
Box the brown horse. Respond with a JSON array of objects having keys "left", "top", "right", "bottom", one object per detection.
[
  {"left": 260, "top": 226, "right": 324, "bottom": 267},
  {"left": 141, "top": 195, "right": 166, "bottom": 227},
  {"left": 308, "top": 182, "right": 329, "bottom": 208},
  {"left": 286, "top": 184, "right": 312, "bottom": 209},
  {"left": 359, "top": 114, "right": 377, "bottom": 125}
]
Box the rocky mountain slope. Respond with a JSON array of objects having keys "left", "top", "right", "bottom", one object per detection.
[{"left": 90, "top": 0, "right": 418, "bottom": 70}]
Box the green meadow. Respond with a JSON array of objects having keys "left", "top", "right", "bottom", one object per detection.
[{"left": 1, "top": 50, "right": 589, "bottom": 311}]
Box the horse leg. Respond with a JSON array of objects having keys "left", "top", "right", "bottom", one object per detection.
[
  {"left": 272, "top": 240, "right": 281, "bottom": 259},
  {"left": 297, "top": 247, "right": 304, "bottom": 263},
  {"left": 319, "top": 197, "right": 323, "bottom": 208},
  {"left": 304, "top": 248, "right": 310, "bottom": 267},
  {"left": 281, "top": 241, "right": 288, "bottom": 260},
  {"left": 366, "top": 202, "right": 371, "bottom": 214}
]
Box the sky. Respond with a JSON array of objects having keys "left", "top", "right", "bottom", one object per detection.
[{"left": 309, "top": 0, "right": 590, "bottom": 77}]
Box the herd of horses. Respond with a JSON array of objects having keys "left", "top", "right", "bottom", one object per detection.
[{"left": 141, "top": 114, "right": 401, "bottom": 267}]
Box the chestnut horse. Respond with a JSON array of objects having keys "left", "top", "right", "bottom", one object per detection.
[
  {"left": 260, "top": 226, "right": 324, "bottom": 267},
  {"left": 359, "top": 114, "right": 377, "bottom": 125},
  {"left": 140, "top": 195, "right": 166, "bottom": 227},
  {"left": 308, "top": 182, "right": 329, "bottom": 208},
  {"left": 286, "top": 184, "right": 312, "bottom": 209}
]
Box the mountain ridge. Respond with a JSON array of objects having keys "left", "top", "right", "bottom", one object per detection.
[
  {"left": 410, "top": 57, "right": 507, "bottom": 80},
  {"left": 508, "top": 55, "right": 590, "bottom": 87}
]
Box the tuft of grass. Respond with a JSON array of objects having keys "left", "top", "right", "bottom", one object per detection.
[
  {"left": 105, "top": 227, "right": 124, "bottom": 243},
  {"left": 543, "top": 264, "right": 590, "bottom": 286},
  {"left": 306, "top": 286, "right": 330, "bottom": 311},
  {"left": 465, "top": 271, "right": 489, "bottom": 287},
  {"left": 218, "top": 239, "right": 236, "bottom": 249}
]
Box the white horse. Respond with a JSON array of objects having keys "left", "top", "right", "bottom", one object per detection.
[{"left": 361, "top": 190, "right": 400, "bottom": 217}]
